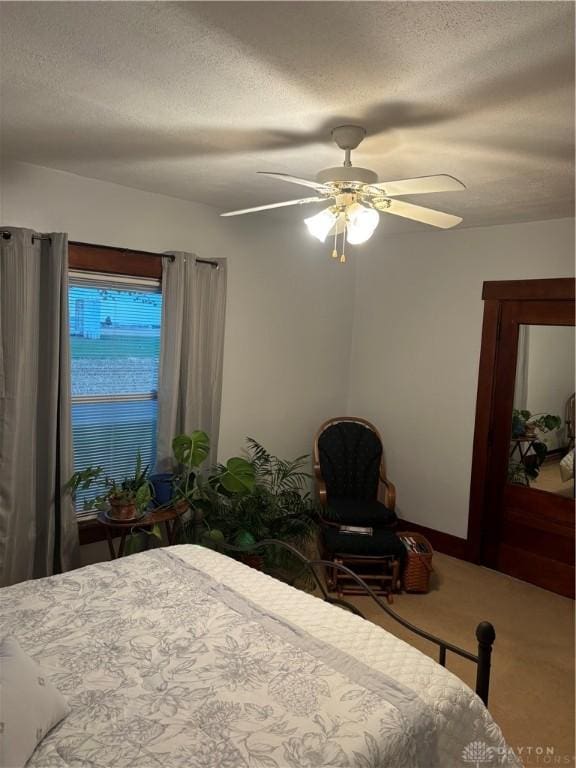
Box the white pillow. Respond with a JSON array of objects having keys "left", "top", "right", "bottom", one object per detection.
[{"left": 0, "top": 635, "right": 70, "bottom": 768}]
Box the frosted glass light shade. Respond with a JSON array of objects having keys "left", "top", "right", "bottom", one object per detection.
[
  {"left": 346, "top": 203, "right": 379, "bottom": 244},
  {"left": 304, "top": 208, "right": 338, "bottom": 242}
]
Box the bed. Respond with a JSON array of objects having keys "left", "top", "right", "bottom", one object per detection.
[{"left": 0, "top": 544, "right": 520, "bottom": 767}]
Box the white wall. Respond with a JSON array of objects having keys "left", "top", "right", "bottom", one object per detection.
[
  {"left": 347, "top": 218, "right": 575, "bottom": 538},
  {"left": 2, "top": 161, "right": 573, "bottom": 544},
  {"left": 0, "top": 161, "right": 355, "bottom": 463}
]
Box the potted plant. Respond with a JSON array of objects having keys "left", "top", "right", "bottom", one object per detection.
[
  {"left": 511, "top": 409, "right": 562, "bottom": 438},
  {"left": 171, "top": 431, "right": 256, "bottom": 543},
  {"left": 65, "top": 452, "right": 153, "bottom": 521},
  {"left": 509, "top": 409, "right": 562, "bottom": 482},
  {"left": 199, "top": 439, "right": 318, "bottom": 571},
  {"left": 171, "top": 431, "right": 211, "bottom": 513}
]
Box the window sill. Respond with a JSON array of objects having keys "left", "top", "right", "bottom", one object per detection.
[{"left": 78, "top": 517, "right": 107, "bottom": 545}]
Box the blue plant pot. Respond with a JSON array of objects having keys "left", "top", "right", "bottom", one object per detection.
[{"left": 150, "top": 473, "right": 174, "bottom": 507}]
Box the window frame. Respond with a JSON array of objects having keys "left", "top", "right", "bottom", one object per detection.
[
  {"left": 70, "top": 242, "right": 164, "bottom": 544},
  {"left": 69, "top": 241, "right": 163, "bottom": 279}
]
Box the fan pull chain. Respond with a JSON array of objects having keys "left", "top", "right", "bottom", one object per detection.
[
  {"left": 331, "top": 224, "right": 338, "bottom": 259},
  {"left": 340, "top": 223, "right": 346, "bottom": 263}
]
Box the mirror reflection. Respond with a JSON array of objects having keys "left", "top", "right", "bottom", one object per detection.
[{"left": 508, "top": 324, "right": 575, "bottom": 498}]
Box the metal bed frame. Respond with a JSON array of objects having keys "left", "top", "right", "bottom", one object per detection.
[{"left": 217, "top": 538, "right": 496, "bottom": 707}]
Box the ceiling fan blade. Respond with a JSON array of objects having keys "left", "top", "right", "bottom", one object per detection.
[
  {"left": 371, "top": 175, "right": 466, "bottom": 197},
  {"left": 380, "top": 199, "right": 463, "bottom": 229},
  {"left": 257, "top": 172, "right": 329, "bottom": 192},
  {"left": 220, "top": 196, "right": 325, "bottom": 217}
]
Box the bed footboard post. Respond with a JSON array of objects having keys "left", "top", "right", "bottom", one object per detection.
[{"left": 475, "top": 621, "right": 496, "bottom": 706}]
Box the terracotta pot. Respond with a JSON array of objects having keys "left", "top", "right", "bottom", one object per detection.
[
  {"left": 109, "top": 498, "right": 138, "bottom": 521},
  {"left": 173, "top": 499, "right": 189, "bottom": 515}
]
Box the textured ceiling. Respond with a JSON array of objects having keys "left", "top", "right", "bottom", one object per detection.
[{"left": 1, "top": 1, "right": 574, "bottom": 232}]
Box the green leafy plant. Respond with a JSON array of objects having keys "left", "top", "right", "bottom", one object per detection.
[
  {"left": 171, "top": 431, "right": 211, "bottom": 512},
  {"left": 508, "top": 460, "right": 528, "bottom": 485},
  {"left": 200, "top": 438, "right": 318, "bottom": 553},
  {"left": 170, "top": 430, "right": 255, "bottom": 508},
  {"left": 511, "top": 409, "right": 562, "bottom": 438},
  {"left": 65, "top": 451, "right": 152, "bottom": 515},
  {"left": 217, "top": 456, "right": 257, "bottom": 495},
  {"left": 170, "top": 432, "right": 255, "bottom": 547},
  {"left": 123, "top": 523, "right": 163, "bottom": 555}
]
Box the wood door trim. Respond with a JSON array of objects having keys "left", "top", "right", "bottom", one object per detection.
[
  {"left": 481, "top": 301, "right": 524, "bottom": 566},
  {"left": 482, "top": 278, "right": 574, "bottom": 301},
  {"left": 512, "top": 300, "right": 575, "bottom": 325},
  {"left": 503, "top": 484, "right": 574, "bottom": 531},
  {"left": 467, "top": 299, "right": 501, "bottom": 561},
  {"left": 467, "top": 279, "right": 575, "bottom": 590}
]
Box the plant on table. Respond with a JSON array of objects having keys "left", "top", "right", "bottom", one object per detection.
[
  {"left": 65, "top": 451, "right": 153, "bottom": 521},
  {"left": 66, "top": 453, "right": 161, "bottom": 552},
  {"left": 509, "top": 409, "right": 562, "bottom": 481},
  {"left": 511, "top": 409, "right": 562, "bottom": 439}
]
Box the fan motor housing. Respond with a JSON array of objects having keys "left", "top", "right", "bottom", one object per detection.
[
  {"left": 316, "top": 166, "right": 379, "bottom": 186},
  {"left": 331, "top": 124, "right": 367, "bottom": 150}
]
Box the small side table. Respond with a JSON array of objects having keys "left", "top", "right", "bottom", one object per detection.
[
  {"left": 97, "top": 507, "right": 183, "bottom": 559},
  {"left": 509, "top": 436, "right": 541, "bottom": 485}
]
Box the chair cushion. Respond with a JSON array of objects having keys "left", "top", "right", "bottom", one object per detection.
[
  {"left": 322, "top": 526, "right": 406, "bottom": 563},
  {"left": 318, "top": 421, "right": 382, "bottom": 501},
  {"left": 0, "top": 635, "right": 70, "bottom": 768},
  {"left": 326, "top": 498, "right": 397, "bottom": 528}
]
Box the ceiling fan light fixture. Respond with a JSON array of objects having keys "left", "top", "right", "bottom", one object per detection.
[
  {"left": 328, "top": 211, "right": 347, "bottom": 237},
  {"left": 221, "top": 124, "right": 465, "bottom": 259},
  {"left": 345, "top": 203, "right": 379, "bottom": 244},
  {"left": 304, "top": 207, "right": 338, "bottom": 242}
]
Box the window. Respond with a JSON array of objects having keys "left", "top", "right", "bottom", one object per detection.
[{"left": 68, "top": 271, "right": 162, "bottom": 514}]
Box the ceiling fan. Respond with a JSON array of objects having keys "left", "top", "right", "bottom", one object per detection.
[{"left": 221, "top": 124, "right": 465, "bottom": 261}]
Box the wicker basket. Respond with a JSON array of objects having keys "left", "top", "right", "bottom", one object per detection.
[{"left": 398, "top": 532, "right": 434, "bottom": 593}]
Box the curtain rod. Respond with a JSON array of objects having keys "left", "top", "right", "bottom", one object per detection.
[
  {"left": 0, "top": 232, "right": 219, "bottom": 268},
  {"left": 1, "top": 230, "right": 50, "bottom": 242},
  {"left": 70, "top": 240, "right": 219, "bottom": 268}
]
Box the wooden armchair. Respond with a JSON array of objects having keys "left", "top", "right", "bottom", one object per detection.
[{"left": 313, "top": 417, "right": 404, "bottom": 598}]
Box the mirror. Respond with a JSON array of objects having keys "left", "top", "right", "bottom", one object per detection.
[{"left": 508, "top": 324, "right": 575, "bottom": 498}]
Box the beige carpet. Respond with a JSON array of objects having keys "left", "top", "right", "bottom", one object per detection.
[
  {"left": 347, "top": 553, "right": 574, "bottom": 767},
  {"left": 530, "top": 458, "right": 574, "bottom": 499}
]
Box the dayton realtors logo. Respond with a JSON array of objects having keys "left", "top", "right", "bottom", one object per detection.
[
  {"left": 462, "top": 741, "right": 575, "bottom": 767},
  {"left": 462, "top": 741, "right": 496, "bottom": 767}
]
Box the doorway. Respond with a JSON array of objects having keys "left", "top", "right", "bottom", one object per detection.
[{"left": 468, "top": 278, "right": 575, "bottom": 598}]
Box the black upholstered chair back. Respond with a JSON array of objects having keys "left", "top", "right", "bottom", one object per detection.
[{"left": 317, "top": 421, "right": 382, "bottom": 502}]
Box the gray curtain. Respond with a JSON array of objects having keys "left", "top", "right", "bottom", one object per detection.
[
  {"left": 156, "top": 252, "right": 227, "bottom": 470},
  {"left": 0, "top": 227, "right": 79, "bottom": 587}
]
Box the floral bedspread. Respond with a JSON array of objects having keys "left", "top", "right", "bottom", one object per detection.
[{"left": 0, "top": 547, "right": 519, "bottom": 768}]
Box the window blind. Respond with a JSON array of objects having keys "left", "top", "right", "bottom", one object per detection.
[{"left": 68, "top": 272, "right": 162, "bottom": 515}]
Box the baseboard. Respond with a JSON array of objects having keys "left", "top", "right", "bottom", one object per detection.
[
  {"left": 80, "top": 516, "right": 470, "bottom": 560},
  {"left": 542, "top": 447, "right": 567, "bottom": 461},
  {"left": 397, "top": 519, "right": 469, "bottom": 560}
]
